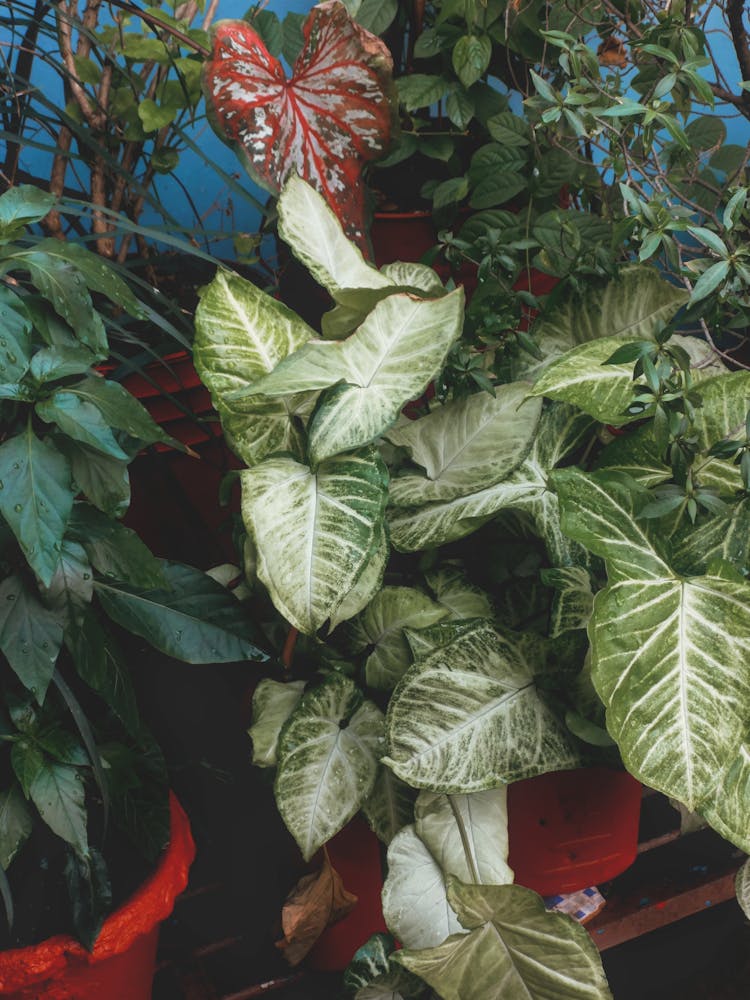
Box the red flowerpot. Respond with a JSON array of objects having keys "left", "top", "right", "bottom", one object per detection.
[
  {"left": 0, "top": 793, "right": 195, "bottom": 999},
  {"left": 307, "top": 818, "right": 387, "bottom": 972},
  {"left": 507, "top": 767, "right": 642, "bottom": 896}
]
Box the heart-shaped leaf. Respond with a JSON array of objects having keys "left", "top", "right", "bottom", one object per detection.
[
  {"left": 275, "top": 673, "right": 383, "bottom": 859},
  {"left": 203, "top": 0, "right": 396, "bottom": 248},
  {"left": 241, "top": 448, "right": 389, "bottom": 635},
  {"left": 362, "top": 765, "right": 416, "bottom": 845},
  {"left": 393, "top": 879, "right": 613, "bottom": 1000},
  {"left": 248, "top": 678, "right": 306, "bottom": 767}
]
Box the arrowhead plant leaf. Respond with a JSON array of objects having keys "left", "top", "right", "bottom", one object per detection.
[
  {"left": 362, "top": 765, "right": 416, "bottom": 844},
  {"left": 383, "top": 620, "right": 579, "bottom": 792},
  {"left": 248, "top": 678, "right": 306, "bottom": 767},
  {"left": 275, "top": 673, "right": 383, "bottom": 860},
  {"left": 393, "top": 879, "right": 613, "bottom": 1000},
  {"left": 240, "top": 448, "right": 389, "bottom": 634}
]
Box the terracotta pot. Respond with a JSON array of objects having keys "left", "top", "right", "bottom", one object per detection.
[
  {"left": 307, "top": 818, "right": 387, "bottom": 973},
  {"left": 0, "top": 793, "right": 195, "bottom": 999},
  {"left": 507, "top": 767, "right": 642, "bottom": 896}
]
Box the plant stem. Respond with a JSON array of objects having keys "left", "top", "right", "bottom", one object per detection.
[
  {"left": 448, "top": 794, "right": 481, "bottom": 884},
  {"left": 282, "top": 626, "right": 299, "bottom": 670}
]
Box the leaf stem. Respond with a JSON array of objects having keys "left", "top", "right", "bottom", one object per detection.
[
  {"left": 448, "top": 794, "right": 481, "bottom": 885},
  {"left": 282, "top": 626, "right": 299, "bottom": 670}
]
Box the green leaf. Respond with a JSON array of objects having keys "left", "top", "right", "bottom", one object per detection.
[
  {"left": 328, "top": 523, "right": 389, "bottom": 632},
  {"left": 275, "top": 674, "right": 383, "bottom": 860},
  {"left": 64, "top": 847, "right": 112, "bottom": 951},
  {"left": 541, "top": 566, "right": 594, "bottom": 637},
  {"left": 689, "top": 259, "right": 729, "bottom": 304},
  {"left": 242, "top": 450, "right": 388, "bottom": 634},
  {"left": 671, "top": 499, "right": 750, "bottom": 576},
  {"left": 425, "top": 564, "right": 494, "bottom": 620},
  {"left": 513, "top": 267, "right": 688, "bottom": 383},
  {"left": 362, "top": 766, "right": 416, "bottom": 845},
  {"left": 486, "top": 111, "right": 531, "bottom": 146},
  {"left": 736, "top": 858, "right": 750, "bottom": 920},
  {"left": 452, "top": 35, "right": 491, "bottom": 89},
  {"left": 397, "top": 74, "right": 452, "bottom": 111},
  {"left": 0, "top": 575, "right": 63, "bottom": 700},
  {"left": 0, "top": 286, "right": 32, "bottom": 382},
  {"left": 386, "top": 383, "right": 542, "bottom": 504},
  {"left": 383, "top": 620, "right": 579, "bottom": 792},
  {"left": 138, "top": 97, "right": 179, "bottom": 132},
  {"left": 468, "top": 145, "right": 527, "bottom": 209},
  {"left": 277, "top": 176, "right": 392, "bottom": 297},
  {"left": 394, "top": 879, "right": 613, "bottom": 1000},
  {"left": 11, "top": 741, "right": 45, "bottom": 797},
  {"left": 344, "top": 586, "right": 449, "bottom": 691},
  {"left": 64, "top": 376, "right": 171, "bottom": 448},
  {"left": 687, "top": 226, "right": 729, "bottom": 258},
  {"left": 0, "top": 786, "right": 33, "bottom": 870},
  {"left": 95, "top": 561, "right": 269, "bottom": 663},
  {"left": 8, "top": 251, "right": 107, "bottom": 356},
  {"left": 36, "top": 391, "right": 129, "bottom": 460},
  {"left": 68, "top": 503, "right": 164, "bottom": 588},
  {"left": 29, "top": 346, "right": 97, "bottom": 385},
  {"left": 66, "top": 610, "right": 140, "bottom": 739},
  {"left": 0, "top": 186, "right": 56, "bottom": 239},
  {"left": 194, "top": 268, "right": 315, "bottom": 466},
  {"left": 381, "top": 825, "right": 465, "bottom": 949},
  {"left": 0, "top": 426, "right": 74, "bottom": 586},
  {"left": 248, "top": 679, "right": 306, "bottom": 767},
  {"left": 445, "top": 88, "right": 475, "bottom": 130},
  {"left": 415, "top": 787, "right": 513, "bottom": 885},
  {"left": 355, "top": 0, "right": 398, "bottom": 35},
  {"left": 241, "top": 290, "right": 464, "bottom": 466},
  {"left": 54, "top": 438, "right": 130, "bottom": 519},
  {"left": 41, "top": 539, "right": 93, "bottom": 629},
  {"left": 29, "top": 762, "right": 88, "bottom": 857}
]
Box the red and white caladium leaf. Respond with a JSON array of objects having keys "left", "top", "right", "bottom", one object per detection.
[{"left": 203, "top": 0, "right": 396, "bottom": 250}]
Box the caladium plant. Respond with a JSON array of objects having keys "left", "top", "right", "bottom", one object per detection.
[{"left": 202, "top": 0, "right": 397, "bottom": 251}]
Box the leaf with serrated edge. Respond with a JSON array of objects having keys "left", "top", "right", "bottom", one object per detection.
[
  {"left": 0, "top": 575, "right": 63, "bottom": 701},
  {"left": 415, "top": 787, "right": 513, "bottom": 885},
  {"left": 0, "top": 426, "right": 74, "bottom": 586},
  {"left": 381, "top": 825, "right": 464, "bottom": 949},
  {"left": 241, "top": 449, "right": 388, "bottom": 635},
  {"left": 249, "top": 679, "right": 306, "bottom": 767},
  {"left": 393, "top": 879, "right": 613, "bottom": 1000},
  {"left": 30, "top": 762, "right": 88, "bottom": 857},
  {"left": 275, "top": 674, "right": 383, "bottom": 860},
  {"left": 512, "top": 265, "right": 688, "bottom": 382},
  {"left": 386, "top": 384, "right": 541, "bottom": 503},
  {"left": 363, "top": 765, "right": 416, "bottom": 844},
  {"left": 345, "top": 586, "right": 449, "bottom": 691},
  {"left": 383, "top": 620, "right": 579, "bottom": 792},
  {"left": 194, "top": 269, "right": 317, "bottom": 464},
  {"left": 0, "top": 786, "right": 33, "bottom": 870}
]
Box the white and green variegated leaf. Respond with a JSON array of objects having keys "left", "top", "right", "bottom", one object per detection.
[
  {"left": 394, "top": 879, "right": 613, "bottom": 1000},
  {"left": 529, "top": 335, "right": 642, "bottom": 424},
  {"left": 590, "top": 575, "right": 750, "bottom": 811},
  {"left": 328, "top": 524, "right": 389, "bottom": 633},
  {"left": 241, "top": 448, "right": 389, "bottom": 635},
  {"left": 383, "top": 620, "right": 579, "bottom": 792},
  {"left": 595, "top": 427, "right": 670, "bottom": 488},
  {"left": 0, "top": 785, "right": 33, "bottom": 870},
  {"left": 555, "top": 468, "right": 750, "bottom": 817},
  {"left": 553, "top": 469, "right": 669, "bottom": 581},
  {"left": 381, "top": 825, "right": 465, "bottom": 949},
  {"left": 415, "top": 787, "right": 513, "bottom": 885},
  {"left": 671, "top": 499, "right": 750, "bottom": 576},
  {"left": 344, "top": 932, "right": 425, "bottom": 999},
  {"left": 239, "top": 290, "right": 464, "bottom": 465},
  {"left": 699, "top": 741, "right": 750, "bottom": 853},
  {"left": 381, "top": 261, "right": 444, "bottom": 295},
  {"left": 386, "top": 384, "right": 542, "bottom": 504},
  {"left": 363, "top": 765, "right": 417, "bottom": 844},
  {"left": 513, "top": 266, "right": 688, "bottom": 382},
  {"left": 530, "top": 334, "right": 720, "bottom": 425},
  {"left": 194, "top": 269, "right": 316, "bottom": 466},
  {"left": 736, "top": 856, "right": 750, "bottom": 919},
  {"left": 275, "top": 674, "right": 383, "bottom": 860},
  {"left": 248, "top": 679, "right": 306, "bottom": 767},
  {"left": 425, "top": 564, "right": 494, "bottom": 620},
  {"left": 344, "top": 586, "right": 449, "bottom": 691},
  {"left": 277, "top": 175, "right": 392, "bottom": 297},
  {"left": 693, "top": 371, "right": 750, "bottom": 450},
  {"left": 542, "top": 566, "right": 594, "bottom": 637}
]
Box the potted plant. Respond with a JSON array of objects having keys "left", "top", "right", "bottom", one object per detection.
[{"left": 0, "top": 185, "right": 269, "bottom": 997}]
